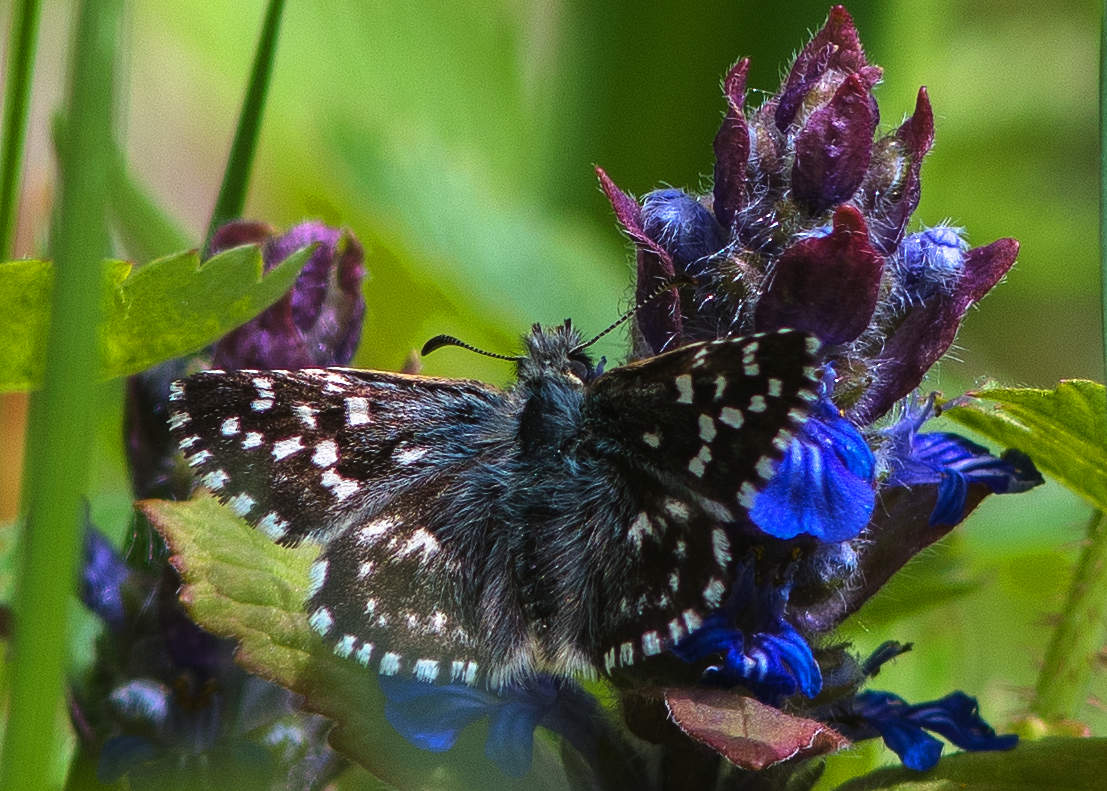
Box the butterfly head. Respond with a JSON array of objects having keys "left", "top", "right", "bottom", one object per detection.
[{"left": 517, "top": 319, "right": 597, "bottom": 389}]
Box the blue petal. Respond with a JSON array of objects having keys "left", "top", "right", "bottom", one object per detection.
[
  {"left": 847, "top": 689, "right": 1017, "bottom": 771},
  {"left": 81, "top": 526, "right": 131, "bottom": 629},
  {"left": 890, "top": 224, "right": 968, "bottom": 306},
  {"left": 905, "top": 692, "right": 1020, "bottom": 753},
  {"left": 885, "top": 400, "right": 1042, "bottom": 526},
  {"left": 875, "top": 719, "right": 944, "bottom": 771},
  {"left": 673, "top": 612, "right": 822, "bottom": 700},
  {"left": 640, "top": 188, "right": 725, "bottom": 273},
  {"left": 485, "top": 700, "right": 546, "bottom": 777},
  {"left": 98, "top": 735, "right": 161, "bottom": 782},
  {"left": 378, "top": 677, "right": 497, "bottom": 752},
  {"left": 751, "top": 398, "right": 875, "bottom": 542}
]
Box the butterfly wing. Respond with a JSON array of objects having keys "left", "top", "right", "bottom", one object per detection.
[
  {"left": 168, "top": 367, "right": 517, "bottom": 684},
  {"left": 169, "top": 367, "right": 507, "bottom": 544},
  {"left": 579, "top": 329, "right": 822, "bottom": 671}
]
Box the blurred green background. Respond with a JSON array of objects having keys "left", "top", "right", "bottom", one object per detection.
[{"left": 1, "top": 0, "right": 1103, "bottom": 783}]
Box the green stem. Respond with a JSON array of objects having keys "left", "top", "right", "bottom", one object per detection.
[
  {"left": 1101, "top": 0, "right": 1107, "bottom": 385},
  {"left": 1031, "top": 509, "right": 1107, "bottom": 720},
  {"left": 203, "top": 0, "right": 287, "bottom": 255},
  {"left": 0, "top": 0, "right": 119, "bottom": 787},
  {"left": 0, "top": 0, "right": 43, "bottom": 259}
]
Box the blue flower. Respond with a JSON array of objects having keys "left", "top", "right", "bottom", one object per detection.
[
  {"left": 885, "top": 397, "right": 1042, "bottom": 526},
  {"left": 378, "top": 674, "right": 598, "bottom": 777},
  {"left": 751, "top": 390, "right": 876, "bottom": 542},
  {"left": 836, "top": 690, "right": 1017, "bottom": 771},
  {"left": 639, "top": 189, "right": 725, "bottom": 278},
  {"left": 80, "top": 524, "right": 131, "bottom": 631},
  {"left": 889, "top": 225, "right": 968, "bottom": 307},
  {"left": 671, "top": 563, "right": 822, "bottom": 701}
]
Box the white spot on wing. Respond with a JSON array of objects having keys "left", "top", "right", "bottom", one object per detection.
[
  {"left": 251, "top": 399, "right": 273, "bottom": 412},
  {"left": 675, "top": 374, "right": 693, "bottom": 404},
  {"left": 703, "top": 578, "right": 726, "bottom": 608},
  {"left": 168, "top": 412, "right": 189, "bottom": 431},
  {"left": 712, "top": 528, "right": 731, "bottom": 568},
  {"left": 642, "top": 431, "right": 661, "bottom": 448},
  {"left": 360, "top": 517, "right": 396, "bottom": 543},
  {"left": 669, "top": 619, "right": 685, "bottom": 643},
  {"left": 308, "top": 560, "right": 328, "bottom": 597},
  {"left": 755, "top": 455, "right": 777, "bottom": 480},
  {"left": 767, "top": 378, "right": 783, "bottom": 397},
  {"left": 379, "top": 652, "right": 401, "bottom": 675},
  {"left": 272, "top": 436, "right": 303, "bottom": 460},
  {"left": 227, "top": 492, "right": 255, "bottom": 516},
  {"left": 719, "top": 406, "right": 744, "bottom": 428},
  {"left": 220, "top": 417, "right": 240, "bottom": 436},
  {"left": 604, "top": 648, "right": 616, "bottom": 674},
  {"left": 293, "top": 404, "right": 318, "bottom": 429},
  {"left": 642, "top": 631, "right": 662, "bottom": 656},
  {"left": 463, "top": 661, "right": 478, "bottom": 685},
  {"left": 714, "top": 375, "right": 726, "bottom": 400},
  {"left": 357, "top": 561, "right": 374, "bottom": 578},
  {"left": 169, "top": 381, "right": 184, "bottom": 401},
  {"left": 334, "top": 634, "right": 356, "bottom": 658},
  {"left": 414, "top": 658, "right": 440, "bottom": 682},
  {"left": 309, "top": 606, "right": 333, "bottom": 635},
  {"left": 619, "top": 641, "right": 635, "bottom": 666},
  {"left": 698, "top": 414, "right": 717, "bottom": 443},
  {"left": 186, "top": 450, "right": 212, "bottom": 467},
  {"left": 400, "top": 528, "right": 440, "bottom": 559},
  {"left": 682, "top": 609, "right": 703, "bottom": 632},
  {"left": 321, "top": 468, "right": 359, "bottom": 500},
  {"left": 257, "top": 511, "right": 289, "bottom": 541},
  {"left": 738, "top": 481, "right": 759, "bottom": 508},
  {"left": 749, "top": 395, "right": 767, "bottom": 412},
  {"left": 242, "top": 432, "right": 263, "bottom": 449},
  {"left": 665, "top": 498, "right": 690, "bottom": 521},
  {"left": 201, "top": 469, "right": 229, "bottom": 491},
  {"left": 395, "top": 447, "right": 428, "bottom": 465},
  {"left": 345, "top": 396, "right": 370, "bottom": 426},
  {"left": 627, "top": 512, "right": 655, "bottom": 548},
  {"left": 744, "top": 362, "right": 760, "bottom": 376},
  {"left": 312, "top": 440, "right": 338, "bottom": 468},
  {"left": 355, "top": 643, "right": 374, "bottom": 666},
  {"left": 179, "top": 435, "right": 199, "bottom": 449}
]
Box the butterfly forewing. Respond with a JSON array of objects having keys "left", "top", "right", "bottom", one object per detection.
[
  {"left": 581, "top": 329, "right": 821, "bottom": 672},
  {"left": 168, "top": 368, "right": 507, "bottom": 545},
  {"left": 168, "top": 367, "right": 515, "bottom": 685},
  {"left": 583, "top": 329, "right": 821, "bottom": 516}
]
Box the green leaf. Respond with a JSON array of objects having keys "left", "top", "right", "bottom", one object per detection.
[
  {"left": 0, "top": 244, "right": 310, "bottom": 391},
  {"left": 139, "top": 494, "right": 579, "bottom": 791},
  {"left": 943, "top": 381, "right": 1107, "bottom": 511},
  {"left": 832, "top": 737, "right": 1107, "bottom": 790}
]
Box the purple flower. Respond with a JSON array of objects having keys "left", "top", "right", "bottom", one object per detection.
[
  {"left": 590, "top": 6, "right": 1040, "bottom": 777},
  {"left": 211, "top": 221, "right": 366, "bottom": 370}
]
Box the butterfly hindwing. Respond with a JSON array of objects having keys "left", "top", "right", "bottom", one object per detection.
[{"left": 305, "top": 483, "right": 504, "bottom": 686}]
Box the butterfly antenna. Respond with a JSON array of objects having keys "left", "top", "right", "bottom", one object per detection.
[
  {"left": 573, "top": 274, "right": 695, "bottom": 352},
  {"left": 420, "top": 334, "right": 522, "bottom": 362}
]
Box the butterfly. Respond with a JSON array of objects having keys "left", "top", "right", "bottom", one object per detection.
[{"left": 168, "top": 320, "right": 820, "bottom": 688}]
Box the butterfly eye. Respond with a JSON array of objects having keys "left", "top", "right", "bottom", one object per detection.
[{"left": 567, "top": 358, "right": 592, "bottom": 383}]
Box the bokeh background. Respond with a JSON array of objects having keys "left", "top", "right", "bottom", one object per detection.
[{"left": 1, "top": 0, "right": 1103, "bottom": 784}]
